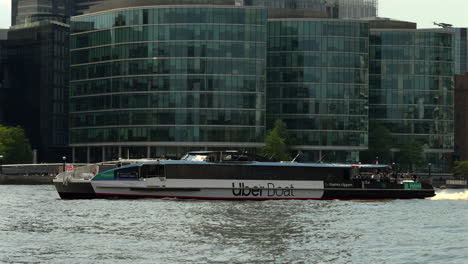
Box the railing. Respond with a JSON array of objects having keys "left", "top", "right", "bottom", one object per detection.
[{"left": 55, "top": 164, "right": 99, "bottom": 184}]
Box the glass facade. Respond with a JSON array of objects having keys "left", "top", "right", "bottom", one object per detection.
[
  {"left": 245, "top": 0, "right": 377, "bottom": 19},
  {"left": 449, "top": 28, "right": 467, "bottom": 75},
  {"left": 369, "top": 30, "right": 454, "bottom": 172},
  {"left": 431, "top": 27, "right": 468, "bottom": 75},
  {"left": 12, "top": 0, "right": 71, "bottom": 25},
  {"left": 267, "top": 19, "right": 369, "bottom": 162},
  {"left": 70, "top": 6, "right": 267, "bottom": 155}
]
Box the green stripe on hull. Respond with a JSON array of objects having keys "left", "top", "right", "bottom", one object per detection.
[{"left": 94, "top": 170, "right": 115, "bottom": 180}]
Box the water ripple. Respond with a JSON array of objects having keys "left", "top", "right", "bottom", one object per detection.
[{"left": 1, "top": 186, "right": 468, "bottom": 263}]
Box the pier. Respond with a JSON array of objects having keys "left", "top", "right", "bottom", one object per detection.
[{"left": 0, "top": 164, "right": 69, "bottom": 184}]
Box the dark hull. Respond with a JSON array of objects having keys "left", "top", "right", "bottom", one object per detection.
[
  {"left": 54, "top": 181, "right": 96, "bottom": 199},
  {"left": 94, "top": 193, "right": 434, "bottom": 200},
  {"left": 93, "top": 188, "right": 435, "bottom": 200},
  {"left": 322, "top": 189, "right": 435, "bottom": 200}
]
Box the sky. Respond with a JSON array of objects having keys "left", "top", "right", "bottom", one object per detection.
[{"left": 0, "top": 0, "right": 467, "bottom": 29}]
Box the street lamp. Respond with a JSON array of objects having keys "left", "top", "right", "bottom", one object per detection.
[
  {"left": 0, "top": 155, "right": 3, "bottom": 174},
  {"left": 428, "top": 163, "right": 432, "bottom": 179},
  {"left": 62, "top": 156, "right": 66, "bottom": 172}
]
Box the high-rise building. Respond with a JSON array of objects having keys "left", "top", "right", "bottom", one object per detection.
[
  {"left": 11, "top": 0, "right": 72, "bottom": 26},
  {"left": 73, "top": 0, "right": 108, "bottom": 15},
  {"left": 0, "top": 29, "right": 8, "bottom": 123},
  {"left": 455, "top": 73, "right": 468, "bottom": 161},
  {"left": 267, "top": 19, "right": 370, "bottom": 162},
  {"left": 5, "top": 21, "right": 69, "bottom": 161},
  {"left": 11, "top": 0, "right": 111, "bottom": 26},
  {"left": 69, "top": 5, "right": 267, "bottom": 162},
  {"left": 368, "top": 19, "right": 454, "bottom": 173},
  {"left": 7, "top": 0, "right": 106, "bottom": 161}
]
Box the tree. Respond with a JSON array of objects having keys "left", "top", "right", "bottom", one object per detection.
[
  {"left": 260, "top": 120, "right": 291, "bottom": 161},
  {"left": 396, "top": 139, "right": 426, "bottom": 172},
  {"left": 0, "top": 125, "right": 33, "bottom": 164},
  {"left": 453, "top": 161, "right": 468, "bottom": 180},
  {"left": 361, "top": 121, "right": 393, "bottom": 164}
]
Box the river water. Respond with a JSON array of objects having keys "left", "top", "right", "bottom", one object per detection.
[{"left": 1, "top": 185, "right": 468, "bottom": 264}]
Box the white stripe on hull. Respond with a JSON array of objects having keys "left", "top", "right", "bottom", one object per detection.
[
  {"left": 92, "top": 179, "right": 325, "bottom": 199},
  {"left": 94, "top": 188, "right": 325, "bottom": 199}
]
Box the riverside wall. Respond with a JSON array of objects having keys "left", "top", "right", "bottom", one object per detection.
[
  {"left": 0, "top": 174, "right": 55, "bottom": 184},
  {"left": 0, "top": 163, "right": 64, "bottom": 184}
]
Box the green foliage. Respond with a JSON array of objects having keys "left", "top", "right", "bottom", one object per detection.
[
  {"left": 361, "top": 121, "right": 393, "bottom": 164},
  {"left": 260, "top": 120, "right": 291, "bottom": 161},
  {"left": 396, "top": 139, "right": 426, "bottom": 172},
  {"left": 453, "top": 161, "right": 468, "bottom": 180},
  {"left": 0, "top": 125, "right": 33, "bottom": 164}
]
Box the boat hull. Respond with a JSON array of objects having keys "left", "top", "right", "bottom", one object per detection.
[
  {"left": 93, "top": 189, "right": 434, "bottom": 200},
  {"left": 53, "top": 180, "right": 96, "bottom": 199},
  {"left": 91, "top": 179, "right": 435, "bottom": 200},
  {"left": 322, "top": 188, "right": 435, "bottom": 200}
]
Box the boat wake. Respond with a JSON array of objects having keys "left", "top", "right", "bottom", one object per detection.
[{"left": 430, "top": 189, "right": 468, "bottom": 201}]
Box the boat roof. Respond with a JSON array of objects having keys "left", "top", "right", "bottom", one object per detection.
[
  {"left": 112, "top": 160, "right": 390, "bottom": 169},
  {"left": 187, "top": 150, "right": 240, "bottom": 154}
]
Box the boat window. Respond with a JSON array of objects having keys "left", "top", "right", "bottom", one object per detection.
[
  {"left": 164, "top": 164, "right": 350, "bottom": 181},
  {"left": 140, "top": 164, "right": 165, "bottom": 178},
  {"left": 116, "top": 167, "right": 139, "bottom": 179},
  {"left": 182, "top": 154, "right": 208, "bottom": 161},
  {"left": 343, "top": 169, "right": 351, "bottom": 180}
]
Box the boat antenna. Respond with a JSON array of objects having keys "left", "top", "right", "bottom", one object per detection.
[{"left": 291, "top": 151, "right": 302, "bottom": 162}]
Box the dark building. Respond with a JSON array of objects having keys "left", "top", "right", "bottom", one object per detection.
[
  {"left": 11, "top": 0, "right": 73, "bottom": 26},
  {"left": 74, "top": 0, "right": 109, "bottom": 15},
  {"left": 5, "top": 21, "right": 69, "bottom": 162},
  {"left": 0, "top": 29, "right": 8, "bottom": 123},
  {"left": 455, "top": 73, "right": 468, "bottom": 161},
  {"left": 11, "top": 0, "right": 110, "bottom": 26}
]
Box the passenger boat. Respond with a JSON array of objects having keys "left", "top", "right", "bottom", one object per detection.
[
  {"left": 53, "top": 159, "right": 156, "bottom": 199},
  {"left": 89, "top": 151, "right": 435, "bottom": 200}
]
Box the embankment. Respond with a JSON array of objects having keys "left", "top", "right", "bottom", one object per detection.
[{"left": 0, "top": 174, "right": 54, "bottom": 184}]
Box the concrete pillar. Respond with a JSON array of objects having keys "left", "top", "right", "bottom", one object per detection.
[
  {"left": 147, "top": 146, "right": 151, "bottom": 158},
  {"left": 86, "top": 147, "right": 90, "bottom": 164},
  {"left": 102, "top": 147, "right": 106, "bottom": 162},
  {"left": 32, "top": 149, "right": 37, "bottom": 164},
  {"left": 118, "top": 146, "right": 122, "bottom": 159},
  {"left": 72, "top": 147, "right": 75, "bottom": 163}
]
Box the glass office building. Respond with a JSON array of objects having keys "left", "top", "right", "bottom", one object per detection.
[
  {"left": 431, "top": 27, "right": 467, "bottom": 75},
  {"left": 245, "top": 0, "right": 377, "bottom": 19},
  {"left": 267, "top": 19, "right": 370, "bottom": 162},
  {"left": 70, "top": 6, "right": 267, "bottom": 161},
  {"left": 369, "top": 29, "right": 454, "bottom": 172}
]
